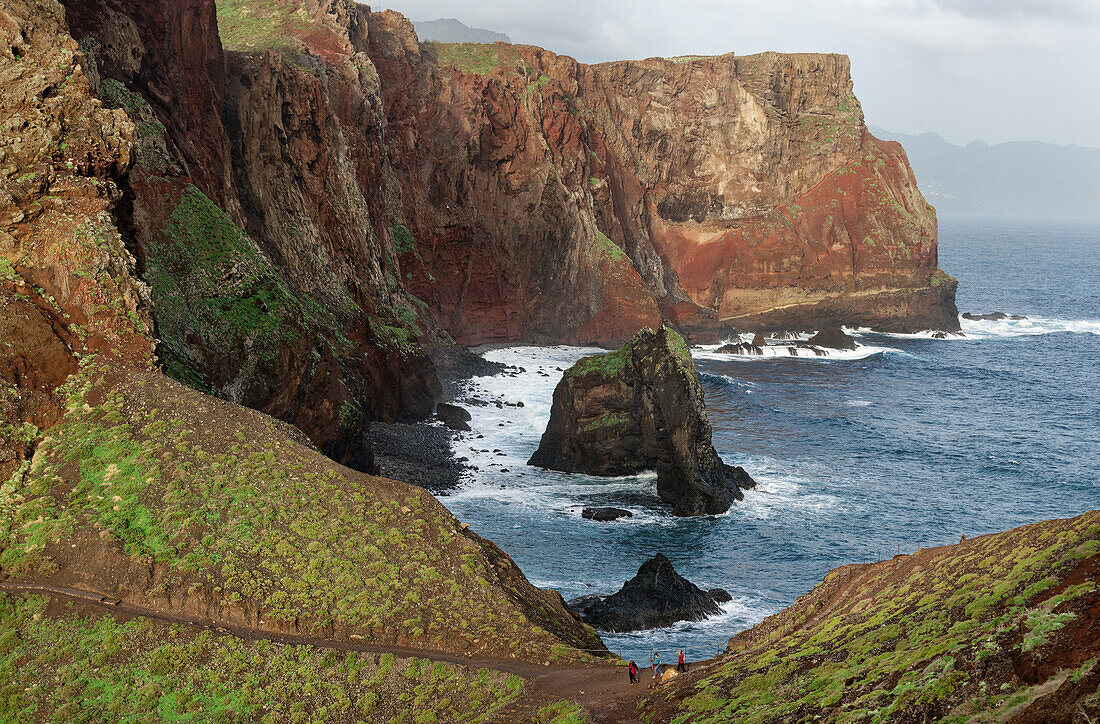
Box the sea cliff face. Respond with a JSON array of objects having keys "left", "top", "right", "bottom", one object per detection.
[
  {"left": 37, "top": 0, "right": 955, "bottom": 461},
  {"left": 361, "top": 17, "right": 959, "bottom": 338}
]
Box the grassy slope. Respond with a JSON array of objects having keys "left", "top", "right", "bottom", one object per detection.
[
  {"left": 0, "top": 360, "right": 604, "bottom": 664},
  {"left": 641, "top": 511, "right": 1100, "bottom": 723},
  {"left": 0, "top": 593, "right": 525, "bottom": 723}
]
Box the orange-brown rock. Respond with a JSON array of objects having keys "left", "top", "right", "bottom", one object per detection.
[{"left": 25, "top": 0, "right": 958, "bottom": 475}]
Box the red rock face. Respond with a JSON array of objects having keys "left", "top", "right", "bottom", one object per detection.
[
  {"left": 37, "top": 0, "right": 957, "bottom": 469},
  {"left": 365, "top": 12, "right": 662, "bottom": 346},
  {"left": 60, "top": 0, "right": 442, "bottom": 469},
  {"left": 361, "top": 34, "right": 958, "bottom": 336}
]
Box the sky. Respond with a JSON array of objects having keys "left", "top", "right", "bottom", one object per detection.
[{"left": 380, "top": 0, "right": 1100, "bottom": 148}]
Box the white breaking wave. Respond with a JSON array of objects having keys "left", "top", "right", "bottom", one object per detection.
[
  {"left": 692, "top": 332, "right": 897, "bottom": 362},
  {"left": 855, "top": 316, "right": 1100, "bottom": 340},
  {"left": 959, "top": 316, "right": 1100, "bottom": 339}
]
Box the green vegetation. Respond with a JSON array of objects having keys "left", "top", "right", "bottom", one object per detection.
[
  {"left": 566, "top": 326, "right": 691, "bottom": 383},
  {"left": 0, "top": 360, "right": 601, "bottom": 662},
  {"left": 535, "top": 700, "right": 589, "bottom": 723},
  {"left": 392, "top": 224, "right": 418, "bottom": 256},
  {"left": 930, "top": 269, "right": 957, "bottom": 288},
  {"left": 215, "top": 0, "right": 311, "bottom": 52},
  {"left": 0, "top": 594, "right": 525, "bottom": 722},
  {"left": 581, "top": 413, "right": 630, "bottom": 433},
  {"left": 98, "top": 79, "right": 165, "bottom": 140},
  {"left": 422, "top": 42, "right": 522, "bottom": 75},
  {"left": 668, "top": 55, "right": 713, "bottom": 64},
  {"left": 593, "top": 231, "right": 628, "bottom": 264},
  {"left": 147, "top": 185, "right": 355, "bottom": 392},
  {"left": 646, "top": 513, "right": 1100, "bottom": 723}
]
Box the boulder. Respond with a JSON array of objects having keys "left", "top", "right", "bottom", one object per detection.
[
  {"left": 806, "top": 326, "right": 856, "bottom": 350},
  {"left": 961, "top": 312, "right": 1028, "bottom": 321},
  {"left": 528, "top": 326, "right": 755, "bottom": 516},
  {"left": 567, "top": 554, "right": 730, "bottom": 632},
  {"left": 582, "top": 507, "right": 634, "bottom": 522},
  {"left": 770, "top": 330, "right": 802, "bottom": 340},
  {"left": 436, "top": 402, "right": 472, "bottom": 431}
]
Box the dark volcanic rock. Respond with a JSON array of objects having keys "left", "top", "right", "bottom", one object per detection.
[
  {"left": 962, "top": 312, "right": 1028, "bottom": 321},
  {"left": 718, "top": 341, "right": 764, "bottom": 356},
  {"left": 436, "top": 403, "right": 472, "bottom": 431},
  {"left": 568, "top": 554, "right": 729, "bottom": 632},
  {"left": 371, "top": 421, "right": 467, "bottom": 493},
  {"left": 528, "top": 326, "right": 755, "bottom": 516},
  {"left": 582, "top": 507, "right": 634, "bottom": 522},
  {"left": 751, "top": 333, "right": 767, "bottom": 347},
  {"left": 806, "top": 326, "right": 857, "bottom": 350}
]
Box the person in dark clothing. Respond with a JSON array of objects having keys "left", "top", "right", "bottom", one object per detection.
[
  {"left": 628, "top": 660, "right": 639, "bottom": 685},
  {"left": 677, "top": 650, "right": 686, "bottom": 672}
]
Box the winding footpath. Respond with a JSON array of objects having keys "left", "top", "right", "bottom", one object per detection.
[{"left": 0, "top": 580, "right": 703, "bottom": 722}]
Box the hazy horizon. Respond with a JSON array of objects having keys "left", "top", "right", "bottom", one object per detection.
[{"left": 384, "top": 1, "right": 1100, "bottom": 149}]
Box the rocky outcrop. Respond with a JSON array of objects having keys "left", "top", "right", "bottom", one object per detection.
[
  {"left": 806, "top": 326, "right": 856, "bottom": 350},
  {"left": 962, "top": 312, "right": 1027, "bottom": 321},
  {"left": 568, "top": 554, "right": 730, "bottom": 631},
  {"left": 436, "top": 402, "right": 472, "bottom": 431},
  {"left": 645, "top": 511, "right": 1100, "bottom": 723},
  {"left": 529, "top": 327, "right": 755, "bottom": 515},
  {"left": 1, "top": 0, "right": 609, "bottom": 668},
  {"left": 582, "top": 507, "right": 633, "bottom": 522}
]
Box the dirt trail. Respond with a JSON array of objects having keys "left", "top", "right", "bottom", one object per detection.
[{"left": 0, "top": 581, "right": 689, "bottom": 721}]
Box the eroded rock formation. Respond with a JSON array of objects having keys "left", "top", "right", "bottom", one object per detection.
[
  {"left": 529, "top": 327, "right": 755, "bottom": 515},
  {"left": 568, "top": 553, "right": 730, "bottom": 632},
  {"left": 32, "top": 0, "right": 957, "bottom": 473}
]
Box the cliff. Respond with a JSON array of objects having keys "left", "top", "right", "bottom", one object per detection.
[
  {"left": 1, "top": 0, "right": 603, "bottom": 672},
  {"left": 363, "top": 17, "right": 959, "bottom": 339},
  {"left": 31, "top": 0, "right": 957, "bottom": 468}
]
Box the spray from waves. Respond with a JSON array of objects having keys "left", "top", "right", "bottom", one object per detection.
[
  {"left": 692, "top": 337, "right": 899, "bottom": 362},
  {"left": 452, "top": 346, "right": 850, "bottom": 523},
  {"left": 600, "top": 594, "right": 781, "bottom": 660},
  {"left": 857, "top": 316, "right": 1100, "bottom": 340},
  {"left": 959, "top": 316, "right": 1100, "bottom": 338}
]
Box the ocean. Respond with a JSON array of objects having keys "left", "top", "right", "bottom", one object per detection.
[{"left": 439, "top": 215, "right": 1100, "bottom": 662}]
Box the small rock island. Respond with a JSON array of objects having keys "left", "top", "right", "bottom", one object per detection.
[
  {"left": 568, "top": 554, "right": 732, "bottom": 632},
  {"left": 528, "top": 326, "right": 755, "bottom": 515}
]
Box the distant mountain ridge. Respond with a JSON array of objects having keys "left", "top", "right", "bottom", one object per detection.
[
  {"left": 872, "top": 126, "right": 1100, "bottom": 219},
  {"left": 413, "top": 18, "right": 510, "bottom": 44}
]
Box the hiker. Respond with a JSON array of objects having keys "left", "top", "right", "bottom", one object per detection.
[
  {"left": 651, "top": 652, "right": 661, "bottom": 678},
  {"left": 628, "top": 660, "right": 639, "bottom": 685},
  {"left": 677, "top": 649, "right": 686, "bottom": 673}
]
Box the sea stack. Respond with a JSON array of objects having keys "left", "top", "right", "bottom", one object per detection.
[
  {"left": 528, "top": 326, "right": 755, "bottom": 515},
  {"left": 568, "top": 554, "right": 731, "bottom": 631}
]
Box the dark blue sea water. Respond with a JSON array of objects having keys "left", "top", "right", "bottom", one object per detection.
[{"left": 442, "top": 215, "right": 1100, "bottom": 662}]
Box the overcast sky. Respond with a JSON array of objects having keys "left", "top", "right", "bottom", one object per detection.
[{"left": 381, "top": 0, "right": 1100, "bottom": 148}]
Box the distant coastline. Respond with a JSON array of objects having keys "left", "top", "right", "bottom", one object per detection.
[{"left": 873, "top": 126, "right": 1100, "bottom": 220}]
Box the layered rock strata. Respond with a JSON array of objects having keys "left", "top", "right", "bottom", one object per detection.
[{"left": 529, "top": 326, "right": 755, "bottom": 515}]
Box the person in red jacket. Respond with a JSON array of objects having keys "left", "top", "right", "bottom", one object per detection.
[
  {"left": 628, "top": 660, "right": 639, "bottom": 685},
  {"left": 677, "top": 650, "right": 686, "bottom": 672}
]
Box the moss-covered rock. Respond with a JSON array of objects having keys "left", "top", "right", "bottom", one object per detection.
[{"left": 528, "top": 326, "right": 755, "bottom": 516}]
